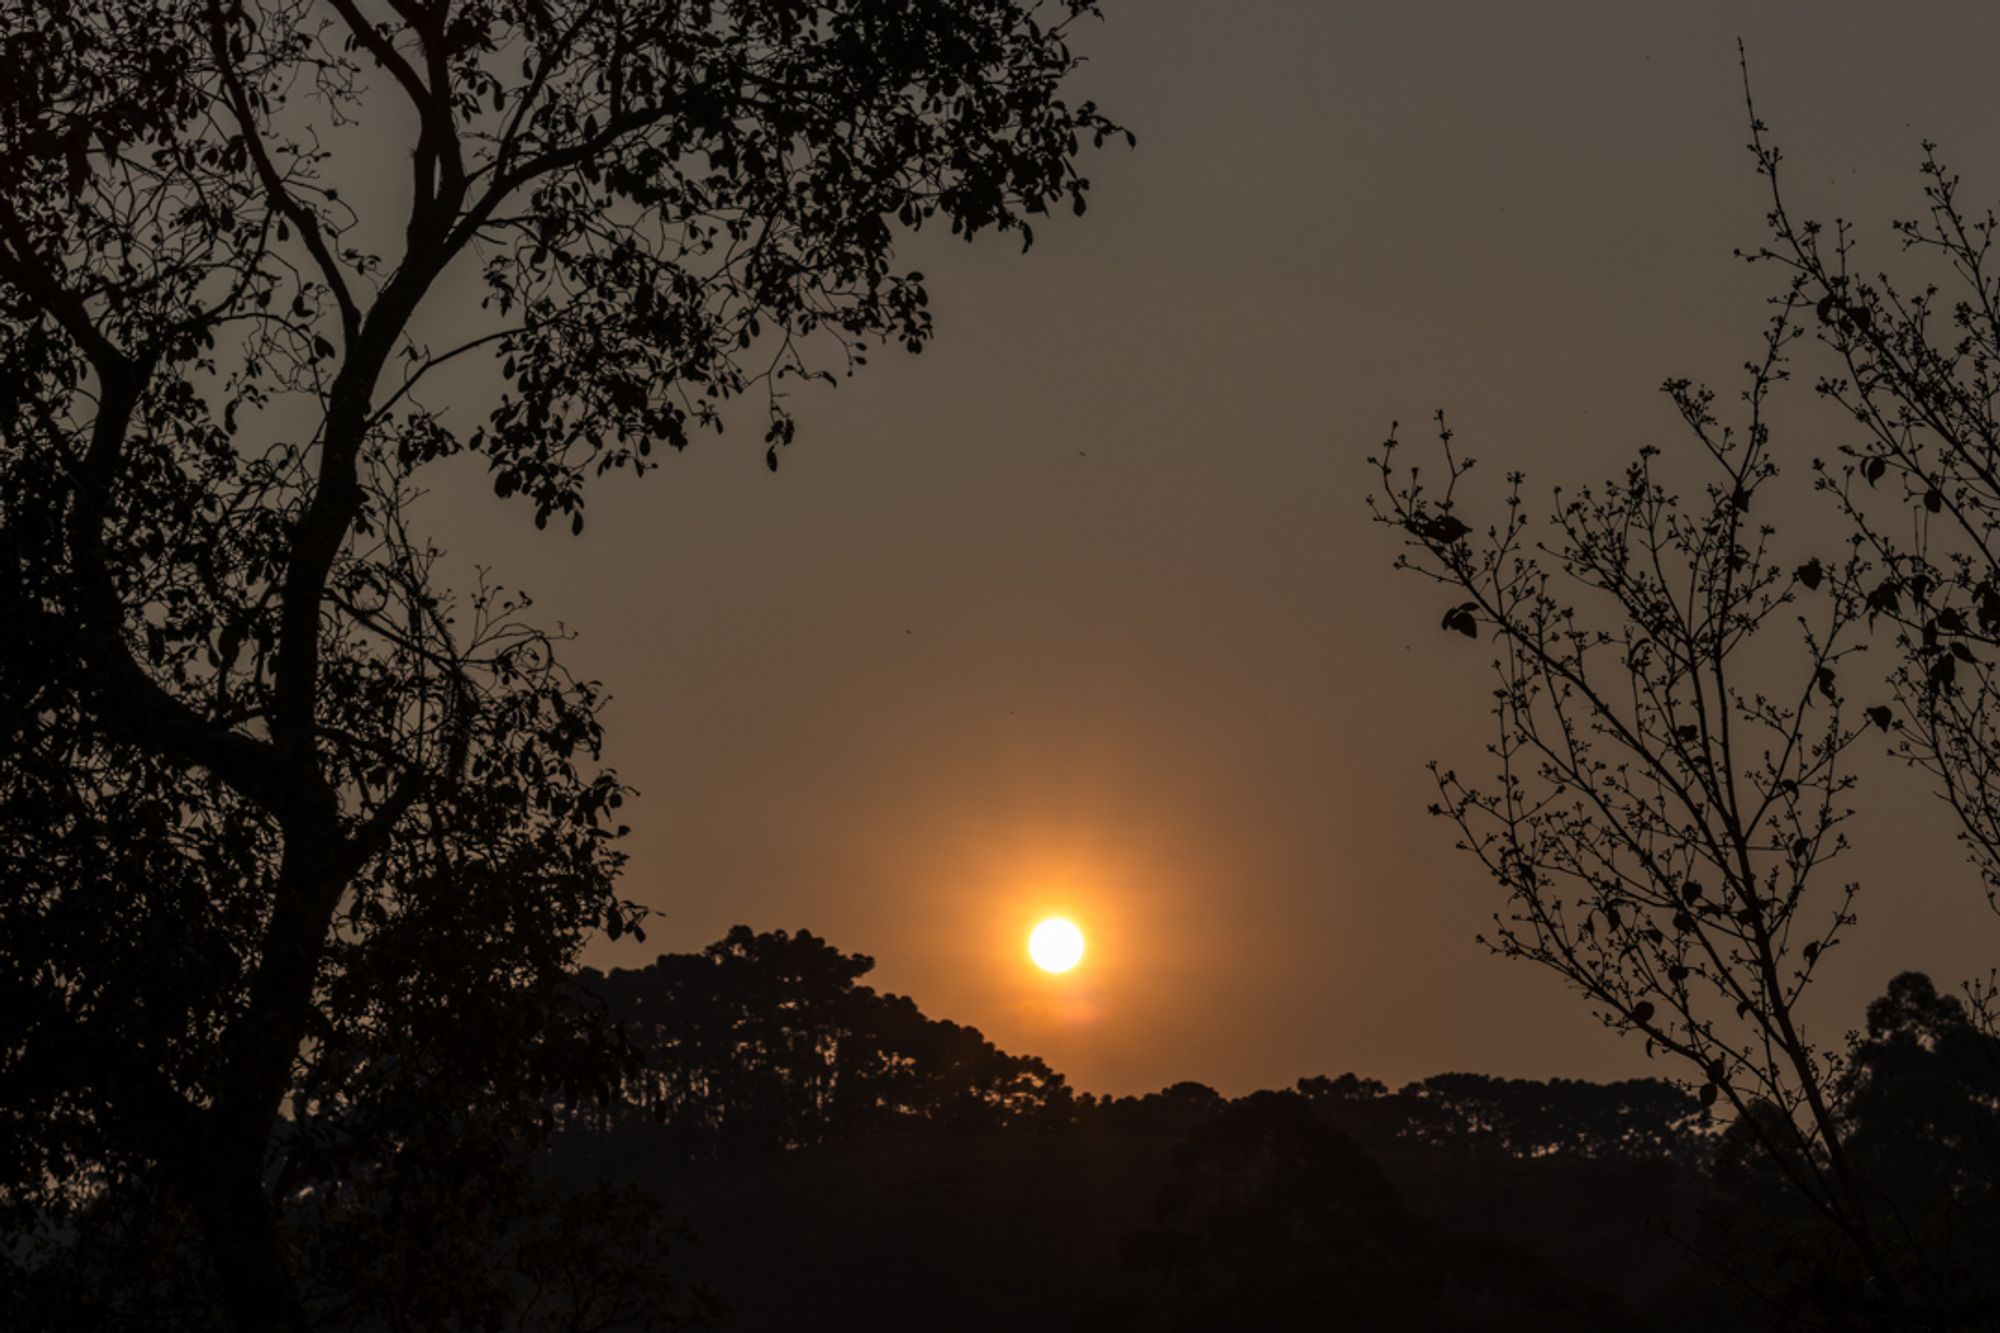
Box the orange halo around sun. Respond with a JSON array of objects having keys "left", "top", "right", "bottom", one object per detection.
[{"left": 1028, "top": 917, "right": 1086, "bottom": 973}]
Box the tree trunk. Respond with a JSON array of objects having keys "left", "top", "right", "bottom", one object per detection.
[{"left": 185, "top": 1149, "right": 308, "bottom": 1333}]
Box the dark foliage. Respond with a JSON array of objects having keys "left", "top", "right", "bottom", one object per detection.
[
  {"left": 1296, "top": 1071, "right": 1706, "bottom": 1161},
  {"left": 0, "top": 1, "right": 1119, "bottom": 1326},
  {"left": 1075, "top": 1081, "right": 1230, "bottom": 1138},
  {"left": 557, "top": 927, "right": 1073, "bottom": 1171},
  {"left": 551, "top": 940, "right": 1986, "bottom": 1330},
  {"left": 1703, "top": 973, "right": 2000, "bottom": 1330},
  {"left": 11, "top": 1159, "right": 716, "bottom": 1333},
  {"left": 1088, "top": 1090, "right": 1638, "bottom": 1332},
  {"left": 1078, "top": 1071, "right": 1706, "bottom": 1160}
]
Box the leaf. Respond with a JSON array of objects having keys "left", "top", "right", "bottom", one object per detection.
[
  {"left": 311, "top": 334, "right": 335, "bottom": 360},
  {"left": 1441, "top": 603, "right": 1479, "bottom": 638},
  {"left": 1630, "top": 1001, "right": 1655, "bottom": 1026},
  {"left": 1925, "top": 488, "right": 1944, "bottom": 513},
  {"left": 1700, "top": 1082, "right": 1719, "bottom": 1107},
  {"left": 1864, "top": 705, "right": 1894, "bottom": 731},
  {"left": 765, "top": 446, "right": 779, "bottom": 473},
  {"left": 1795, "top": 558, "right": 1824, "bottom": 591},
  {"left": 1815, "top": 667, "right": 1837, "bottom": 702},
  {"left": 1409, "top": 513, "right": 1471, "bottom": 545},
  {"left": 1863, "top": 456, "right": 1887, "bottom": 486}
]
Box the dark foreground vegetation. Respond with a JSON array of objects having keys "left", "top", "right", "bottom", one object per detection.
[
  {"left": 0, "top": 3, "right": 1125, "bottom": 1329},
  {"left": 11, "top": 927, "right": 1996, "bottom": 1331},
  {"left": 7, "top": 0, "right": 1998, "bottom": 1325}
]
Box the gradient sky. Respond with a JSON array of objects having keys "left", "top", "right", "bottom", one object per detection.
[{"left": 419, "top": 2, "right": 2000, "bottom": 1096}]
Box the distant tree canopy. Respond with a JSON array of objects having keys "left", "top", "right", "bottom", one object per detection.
[
  {"left": 1295, "top": 1071, "right": 1707, "bottom": 1162},
  {"left": 1072, "top": 1071, "right": 1704, "bottom": 1161},
  {"left": 1076, "top": 1081, "right": 1231, "bottom": 1139},
  {"left": 18, "top": 911, "right": 1970, "bottom": 1331},
  {"left": 533, "top": 953, "right": 2000, "bottom": 1332},
  {"left": 552, "top": 927, "right": 1711, "bottom": 1169},
  {"left": 0, "top": 1, "right": 1120, "bottom": 1328},
  {"left": 532, "top": 951, "right": 1992, "bottom": 1333},
  {"left": 568, "top": 927, "right": 1075, "bottom": 1159},
  {"left": 1098, "top": 1091, "right": 1636, "bottom": 1333}
]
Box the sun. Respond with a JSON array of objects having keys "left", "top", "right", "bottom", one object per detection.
[{"left": 1028, "top": 917, "right": 1086, "bottom": 973}]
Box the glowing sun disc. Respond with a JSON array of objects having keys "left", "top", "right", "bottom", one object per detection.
[{"left": 1028, "top": 917, "right": 1086, "bottom": 973}]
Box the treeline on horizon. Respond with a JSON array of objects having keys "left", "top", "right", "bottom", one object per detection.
[
  {"left": 14, "top": 923, "right": 1999, "bottom": 1331},
  {"left": 550, "top": 926, "right": 1999, "bottom": 1330},
  {"left": 560, "top": 925, "right": 1713, "bottom": 1164}
]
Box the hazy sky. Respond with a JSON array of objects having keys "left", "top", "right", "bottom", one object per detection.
[{"left": 424, "top": 2, "right": 2000, "bottom": 1096}]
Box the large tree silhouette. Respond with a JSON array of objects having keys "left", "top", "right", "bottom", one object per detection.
[{"left": 0, "top": 2, "right": 1121, "bottom": 1328}]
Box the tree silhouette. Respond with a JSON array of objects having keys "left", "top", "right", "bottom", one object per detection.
[
  {"left": 1369, "top": 67, "right": 2000, "bottom": 1324},
  {"left": 1293, "top": 1072, "right": 1704, "bottom": 1162},
  {"left": 1371, "top": 340, "right": 1889, "bottom": 1287},
  {"left": 1700, "top": 973, "right": 2000, "bottom": 1330},
  {"left": 1077, "top": 1081, "right": 1229, "bottom": 1138},
  {"left": 565, "top": 927, "right": 1074, "bottom": 1167},
  {"left": 1837, "top": 974, "right": 2000, "bottom": 1324},
  {"left": 0, "top": 3, "right": 1121, "bottom": 1327},
  {"left": 1744, "top": 100, "right": 2000, "bottom": 927}
]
